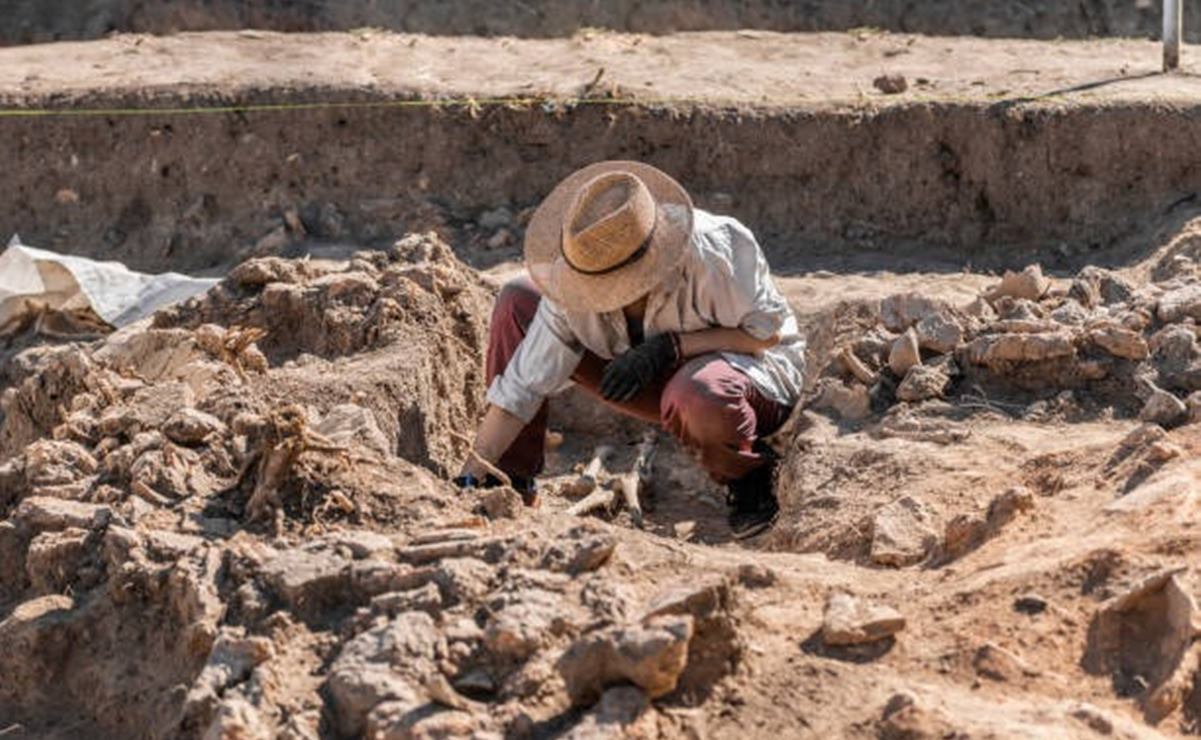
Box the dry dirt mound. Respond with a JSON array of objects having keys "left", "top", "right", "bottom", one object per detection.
[{"left": 7, "top": 224, "right": 1201, "bottom": 737}]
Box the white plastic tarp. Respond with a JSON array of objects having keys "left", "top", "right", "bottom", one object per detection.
[{"left": 0, "top": 236, "right": 218, "bottom": 330}]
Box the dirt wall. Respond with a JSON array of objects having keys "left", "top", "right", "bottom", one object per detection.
[
  {"left": 0, "top": 0, "right": 1195, "bottom": 44},
  {"left": 3, "top": 94, "right": 1200, "bottom": 274}
]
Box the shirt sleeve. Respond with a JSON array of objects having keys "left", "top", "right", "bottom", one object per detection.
[
  {"left": 485, "top": 297, "right": 584, "bottom": 423},
  {"left": 694, "top": 218, "right": 790, "bottom": 341}
]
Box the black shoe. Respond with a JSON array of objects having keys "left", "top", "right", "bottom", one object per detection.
[{"left": 727, "top": 449, "right": 780, "bottom": 539}]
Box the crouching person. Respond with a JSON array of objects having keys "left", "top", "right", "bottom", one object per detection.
[{"left": 456, "top": 161, "right": 805, "bottom": 538}]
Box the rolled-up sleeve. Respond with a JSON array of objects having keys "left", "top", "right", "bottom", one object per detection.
[
  {"left": 695, "top": 219, "right": 790, "bottom": 340},
  {"left": 485, "top": 297, "right": 583, "bottom": 423}
]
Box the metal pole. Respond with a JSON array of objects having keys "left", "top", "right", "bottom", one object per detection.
[{"left": 1165, "top": 0, "right": 1182, "bottom": 71}]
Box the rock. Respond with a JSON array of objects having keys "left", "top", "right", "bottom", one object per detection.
[
  {"left": 1187, "top": 391, "right": 1201, "bottom": 424},
  {"left": 563, "top": 686, "right": 650, "bottom": 739},
  {"left": 914, "top": 313, "right": 963, "bottom": 354},
  {"left": 558, "top": 615, "right": 694, "bottom": 706},
  {"left": 1082, "top": 568, "right": 1197, "bottom": 721},
  {"left": 989, "top": 265, "right": 1051, "bottom": 302},
  {"left": 736, "top": 563, "right": 777, "bottom": 589},
  {"left": 1089, "top": 325, "right": 1149, "bottom": 360},
  {"left": 323, "top": 529, "right": 395, "bottom": 559},
  {"left": 1050, "top": 299, "right": 1091, "bottom": 326},
  {"left": 25, "top": 528, "right": 90, "bottom": 594},
  {"left": 326, "top": 612, "right": 442, "bottom": 736},
  {"left": 870, "top": 496, "right": 938, "bottom": 567},
  {"left": 481, "top": 486, "right": 524, "bottom": 520},
  {"left": 433, "top": 558, "right": 496, "bottom": 606},
  {"left": 943, "top": 514, "right": 989, "bottom": 559},
  {"left": 973, "top": 642, "right": 1038, "bottom": 681},
  {"left": 484, "top": 588, "right": 569, "bottom": 662},
  {"left": 261, "top": 549, "right": 351, "bottom": 617},
  {"left": 312, "top": 404, "right": 390, "bottom": 457},
  {"left": 880, "top": 294, "right": 948, "bottom": 332},
  {"left": 964, "top": 332, "right": 1075, "bottom": 366},
  {"left": 540, "top": 523, "right": 617, "bottom": 574},
  {"left": 987, "top": 485, "right": 1034, "bottom": 528},
  {"left": 961, "top": 296, "right": 997, "bottom": 320},
  {"left": 888, "top": 329, "right": 921, "bottom": 376},
  {"left": 873, "top": 74, "right": 908, "bottom": 94},
  {"left": 813, "top": 379, "right": 871, "bottom": 421},
  {"left": 644, "top": 575, "right": 731, "bottom": 622},
  {"left": 23, "top": 439, "right": 97, "bottom": 488},
  {"left": 1079, "top": 266, "right": 1136, "bottom": 306},
  {"left": 821, "top": 592, "right": 906, "bottom": 646},
  {"left": 14, "top": 497, "right": 112, "bottom": 531},
  {"left": 371, "top": 582, "right": 443, "bottom": 616},
  {"left": 1157, "top": 284, "right": 1201, "bottom": 322},
  {"left": 163, "top": 408, "right": 226, "bottom": 446},
  {"left": 1014, "top": 593, "right": 1048, "bottom": 615},
  {"left": 1139, "top": 388, "right": 1186, "bottom": 427},
  {"left": 896, "top": 364, "right": 949, "bottom": 403},
  {"left": 367, "top": 703, "right": 480, "bottom": 739},
  {"left": 879, "top": 692, "right": 957, "bottom": 739}
]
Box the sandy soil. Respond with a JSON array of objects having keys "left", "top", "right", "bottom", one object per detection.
[
  {"left": 3, "top": 30, "right": 1201, "bottom": 106},
  {"left": 6, "top": 24, "right": 1201, "bottom": 740}
]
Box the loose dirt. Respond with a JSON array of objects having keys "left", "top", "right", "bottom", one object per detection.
[
  {"left": 6, "top": 22, "right": 1201, "bottom": 740},
  {"left": 5, "top": 210, "right": 1201, "bottom": 737}
]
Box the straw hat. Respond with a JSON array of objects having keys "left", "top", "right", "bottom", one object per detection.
[{"left": 525, "top": 161, "right": 694, "bottom": 313}]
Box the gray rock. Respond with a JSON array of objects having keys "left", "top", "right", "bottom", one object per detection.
[
  {"left": 1139, "top": 388, "right": 1187, "bottom": 427},
  {"left": 1050, "top": 299, "right": 1090, "bottom": 326},
  {"left": 821, "top": 592, "right": 906, "bottom": 646},
  {"left": 163, "top": 408, "right": 226, "bottom": 446},
  {"left": 261, "top": 549, "right": 351, "bottom": 615},
  {"left": 989, "top": 264, "right": 1050, "bottom": 302},
  {"left": 813, "top": 379, "right": 871, "bottom": 422},
  {"left": 1158, "top": 284, "right": 1201, "bottom": 323},
  {"left": 888, "top": 329, "right": 921, "bottom": 376},
  {"left": 558, "top": 615, "right": 694, "bottom": 706},
  {"left": 870, "top": 496, "right": 938, "bottom": 567},
  {"left": 896, "top": 365, "right": 949, "bottom": 403},
  {"left": 326, "top": 612, "right": 442, "bottom": 736},
  {"left": 880, "top": 294, "right": 947, "bottom": 333},
  {"left": 484, "top": 588, "right": 568, "bottom": 662},
  {"left": 1089, "top": 325, "right": 1148, "bottom": 360},
  {"left": 914, "top": 313, "right": 963, "bottom": 354},
  {"left": 14, "top": 497, "right": 112, "bottom": 532}
]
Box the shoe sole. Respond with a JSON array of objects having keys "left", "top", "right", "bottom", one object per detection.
[{"left": 730, "top": 510, "right": 779, "bottom": 540}]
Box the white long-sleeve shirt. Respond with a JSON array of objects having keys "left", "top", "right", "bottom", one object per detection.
[{"left": 487, "top": 209, "right": 806, "bottom": 423}]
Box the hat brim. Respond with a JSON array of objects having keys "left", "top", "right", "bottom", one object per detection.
[{"left": 525, "top": 161, "right": 694, "bottom": 314}]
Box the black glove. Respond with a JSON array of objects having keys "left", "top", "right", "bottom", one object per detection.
[{"left": 600, "top": 332, "right": 680, "bottom": 402}]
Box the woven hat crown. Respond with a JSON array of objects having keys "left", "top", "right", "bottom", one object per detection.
[{"left": 561, "top": 171, "right": 657, "bottom": 275}]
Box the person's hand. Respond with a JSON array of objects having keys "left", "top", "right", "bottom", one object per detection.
[{"left": 600, "top": 332, "right": 680, "bottom": 402}]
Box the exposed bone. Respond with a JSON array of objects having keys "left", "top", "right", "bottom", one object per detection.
[
  {"left": 840, "top": 346, "right": 878, "bottom": 385},
  {"left": 566, "top": 488, "right": 618, "bottom": 518},
  {"left": 616, "top": 431, "right": 658, "bottom": 529},
  {"left": 561, "top": 445, "right": 614, "bottom": 498}
]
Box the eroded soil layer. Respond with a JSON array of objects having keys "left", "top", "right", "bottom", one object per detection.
[
  {"left": 4, "top": 94, "right": 1201, "bottom": 275},
  {"left": 0, "top": 0, "right": 1188, "bottom": 44}
]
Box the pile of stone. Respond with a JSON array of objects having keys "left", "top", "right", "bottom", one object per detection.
[
  {"left": 814, "top": 262, "right": 1201, "bottom": 428},
  {"left": 0, "top": 234, "right": 748, "bottom": 738}
]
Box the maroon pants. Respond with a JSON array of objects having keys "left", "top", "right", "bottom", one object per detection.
[{"left": 489, "top": 278, "right": 791, "bottom": 483}]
